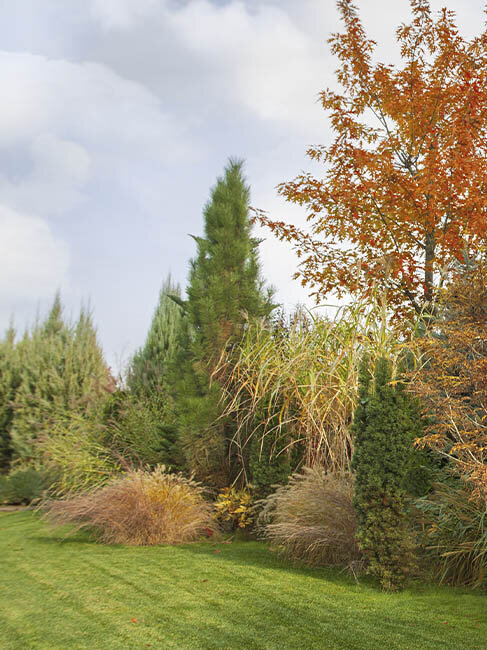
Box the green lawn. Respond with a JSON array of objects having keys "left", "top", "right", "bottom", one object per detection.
[{"left": 1, "top": 512, "right": 486, "bottom": 650}]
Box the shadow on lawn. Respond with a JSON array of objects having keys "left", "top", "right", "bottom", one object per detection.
[
  {"left": 29, "top": 518, "right": 365, "bottom": 588},
  {"left": 181, "top": 539, "right": 368, "bottom": 589},
  {"left": 180, "top": 540, "right": 484, "bottom": 596}
]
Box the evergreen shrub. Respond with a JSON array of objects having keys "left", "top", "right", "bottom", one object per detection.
[
  {"left": 2, "top": 468, "right": 45, "bottom": 504},
  {"left": 0, "top": 475, "right": 10, "bottom": 504},
  {"left": 101, "top": 391, "right": 167, "bottom": 467},
  {"left": 351, "top": 356, "right": 420, "bottom": 591},
  {"left": 249, "top": 427, "right": 291, "bottom": 502}
]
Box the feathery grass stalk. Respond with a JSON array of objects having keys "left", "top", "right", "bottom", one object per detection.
[
  {"left": 218, "top": 293, "right": 413, "bottom": 477},
  {"left": 258, "top": 467, "right": 361, "bottom": 567},
  {"left": 42, "top": 465, "right": 219, "bottom": 545},
  {"left": 417, "top": 480, "right": 487, "bottom": 588}
]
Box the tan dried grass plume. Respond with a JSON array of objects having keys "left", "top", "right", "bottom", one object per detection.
[
  {"left": 258, "top": 467, "right": 361, "bottom": 568},
  {"left": 42, "top": 465, "right": 219, "bottom": 545}
]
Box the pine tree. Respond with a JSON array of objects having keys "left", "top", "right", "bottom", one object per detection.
[
  {"left": 351, "top": 356, "right": 420, "bottom": 591},
  {"left": 179, "top": 159, "right": 275, "bottom": 486},
  {"left": 187, "top": 159, "right": 273, "bottom": 361}
]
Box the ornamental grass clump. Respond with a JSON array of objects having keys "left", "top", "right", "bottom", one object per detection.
[
  {"left": 259, "top": 467, "right": 361, "bottom": 568},
  {"left": 218, "top": 293, "right": 407, "bottom": 480},
  {"left": 38, "top": 412, "right": 121, "bottom": 498},
  {"left": 417, "top": 479, "right": 487, "bottom": 589},
  {"left": 43, "top": 465, "right": 219, "bottom": 545}
]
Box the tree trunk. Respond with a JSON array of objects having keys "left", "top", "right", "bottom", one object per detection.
[{"left": 424, "top": 230, "right": 436, "bottom": 306}]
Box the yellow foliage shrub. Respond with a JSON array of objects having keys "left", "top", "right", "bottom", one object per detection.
[{"left": 214, "top": 487, "right": 253, "bottom": 529}]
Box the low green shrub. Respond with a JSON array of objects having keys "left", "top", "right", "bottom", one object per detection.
[
  {"left": 0, "top": 474, "right": 10, "bottom": 504},
  {"left": 258, "top": 467, "right": 361, "bottom": 568},
  {"left": 0, "top": 468, "right": 45, "bottom": 505},
  {"left": 249, "top": 425, "right": 291, "bottom": 503},
  {"left": 43, "top": 465, "right": 219, "bottom": 545},
  {"left": 416, "top": 479, "right": 487, "bottom": 588}
]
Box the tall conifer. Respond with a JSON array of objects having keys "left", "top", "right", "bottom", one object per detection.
[
  {"left": 10, "top": 295, "right": 109, "bottom": 461},
  {"left": 179, "top": 159, "right": 274, "bottom": 486},
  {"left": 124, "top": 276, "right": 184, "bottom": 469},
  {"left": 128, "top": 276, "right": 183, "bottom": 397}
]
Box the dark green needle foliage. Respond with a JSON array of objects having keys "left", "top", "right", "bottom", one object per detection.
[
  {"left": 249, "top": 412, "right": 291, "bottom": 503},
  {"left": 351, "top": 355, "right": 421, "bottom": 591},
  {"left": 186, "top": 158, "right": 274, "bottom": 362},
  {"left": 178, "top": 158, "right": 275, "bottom": 486}
]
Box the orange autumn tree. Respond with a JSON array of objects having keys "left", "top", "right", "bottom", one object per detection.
[{"left": 256, "top": 0, "right": 487, "bottom": 317}]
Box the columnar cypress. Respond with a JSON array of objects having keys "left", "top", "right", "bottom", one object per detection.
[
  {"left": 179, "top": 159, "right": 274, "bottom": 486},
  {"left": 351, "top": 356, "right": 419, "bottom": 591}
]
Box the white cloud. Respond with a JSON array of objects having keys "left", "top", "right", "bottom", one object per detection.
[
  {"left": 89, "top": 0, "right": 161, "bottom": 30},
  {"left": 167, "top": 1, "right": 332, "bottom": 130},
  {"left": 0, "top": 51, "right": 192, "bottom": 217},
  {"left": 0, "top": 134, "right": 91, "bottom": 216},
  {"left": 0, "top": 205, "right": 69, "bottom": 299},
  {"left": 0, "top": 51, "right": 186, "bottom": 158},
  {"left": 31, "top": 133, "right": 91, "bottom": 186}
]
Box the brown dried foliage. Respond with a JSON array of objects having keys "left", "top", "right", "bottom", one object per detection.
[
  {"left": 42, "top": 466, "right": 219, "bottom": 545},
  {"left": 412, "top": 261, "right": 487, "bottom": 502}
]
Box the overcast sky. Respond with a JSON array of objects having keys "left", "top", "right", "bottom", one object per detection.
[{"left": 0, "top": 0, "right": 483, "bottom": 370}]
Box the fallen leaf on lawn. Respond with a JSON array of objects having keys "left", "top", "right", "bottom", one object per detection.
[
  {"left": 202, "top": 579, "right": 209, "bottom": 582},
  {"left": 130, "top": 618, "right": 139, "bottom": 624}
]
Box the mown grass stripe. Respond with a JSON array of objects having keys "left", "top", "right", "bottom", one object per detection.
[{"left": 1, "top": 512, "right": 486, "bottom": 650}]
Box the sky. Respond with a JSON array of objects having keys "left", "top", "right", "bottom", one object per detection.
[{"left": 0, "top": 0, "right": 484, "bottom": 371}]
